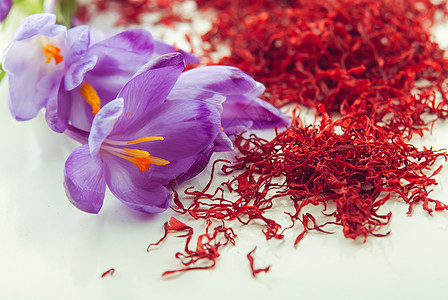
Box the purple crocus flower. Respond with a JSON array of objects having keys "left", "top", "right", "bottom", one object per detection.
[
  {"left": 1, "top": 13, "right": 155, "bottom": 124},
  {"left": 45, "top": 24, "right": 157, "bottom": 133},
  {"left": 64, "top": 53, "right": 220, "bottom": 214},
  {"left": 48, "top": 33, "right": 201, "bottom": 134},
  {"left": 1, "top": 14, "right": 67, "bottom": 120},
  {"left": 153, "top": 39, "right": 199, "bottom": 66},
  {"left": 0, "top": 0, "right": 12, "bottom": 22}
]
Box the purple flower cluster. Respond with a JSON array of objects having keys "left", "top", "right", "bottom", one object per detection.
[{"left": 2, "top": 13, "right": 291, "bottom": 214}]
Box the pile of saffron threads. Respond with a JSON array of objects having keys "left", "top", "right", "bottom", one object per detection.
[
  {"left": 148, "top": 107, "right": 447, "bottom": 276},
  {"left": 198, "top": 0, "right": 448, "bottom": 138},
  {"left": 76, "top": 0, "right": 190, "bottom": 26},
  {"left": 79, "top": 0, "right": 448, "bottom": 138},
  {"left": 219, "top": 106, "right": 447, "bottom": 242},
  {"left": 78, "top": 0, "right": 448, "bottom": 276},
  {"left": 182, "top": 106, "right": 447, "bottom": 242}
]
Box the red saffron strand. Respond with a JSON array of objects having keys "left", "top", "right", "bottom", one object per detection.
[
  {"left": 149, "top": 109, "right": 447, "bottom": 275},
  {"left": 176, "top": 107, "right": 447, "bottom": 244},
  {"left": 247, "top": 247, "right": 271, "bottom": 277},
  {"left": 101, "top": 268, "right": 116, "bottom": 278},
  {"left": 159, "top": 220, "right": 237, "bottom": 277},
  {"left": 226, "top": 108, "right": 447, "bottom": 242},
  {"left": 147, "top": 217, "right": 193, "bottom": 252}
]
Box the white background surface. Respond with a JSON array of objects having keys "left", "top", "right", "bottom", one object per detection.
[{"left": 2, "top": 6, "right": 448, "bottom": 300}]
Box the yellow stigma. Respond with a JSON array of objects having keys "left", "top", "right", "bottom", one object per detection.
[
  {"left": 42, "top": 44, "right": 63, "bottom": 65},
  {"left": 116, "top": 148, "right": 170, "bottom": 172},
  {"left": 80, "top": 83, "right": 101, "bottom": 115},
  {"left": 104, "top": 136, "right": 168, "bottom": 172},
  {"left": 127, "top": 136, "right": 164, "bottom": 144}
]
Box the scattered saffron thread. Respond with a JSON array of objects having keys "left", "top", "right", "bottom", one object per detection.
[
  {"left": 147, "top": 217, "right": 236, "bottom": 277},
  {"left": 247, "top": 247, "right": 271, "bottom": 277},
  {"left": 101, "top": 268, "right": 116, "bottom": 278},
  {"left": 146, "top": 216, "right": 193, "bottom": 252}
]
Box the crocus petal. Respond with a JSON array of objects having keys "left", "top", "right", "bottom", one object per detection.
[
  {"left": 221, "top": 95, "right": 292, "bottom": 129},
  {"left": 66, "top": 25, "right": 91, "bottom": 66},
  {"left": 89, "top": 98, "right": 124, "bottom": 156},
  {"left": 50, "top": 27, "right": 158, "bottom": 133},
  {"left": 91, "top": 28, "right": 154, "bottom": 55},
  {"left": 175, "top": 144, "right": 215, "bottom": 183},
  {"left": 116, "top": 99, "right": 221, "bottom": 161},
  {"left": 64, "top": 144, "right": 106, "bottom": 214},
  {"left": 64, "top": 25, "right": 96, "bottom": 90},
  {"left": 2, "top": 13, "right": 67, "bottom": 121},
  {"left": 168, "top": 66, "right": 263, "bottom": 105},
  {"left": 9, "top": 13, "right": 64, "bottom": 41},
  {"left": 145, "top": 156, "right": 200, "bottom": 185},
  {"left": 2, "top": 33, "right": 64, "bottom": 77},
  {"left": 46, "top": 78, "right": 94, "bottom": 133},
  {"left": 82, "top": 68, "right": 131, "bottom": 100},
  {"left": 153, "top": 39, "right": 200, "bottom": 65},
  {"left": 116, "top": 53, "right": 185, "bottom": 123},
  {"left": 64, "top": 88, "right": 97, "bottom": 132},
  {"left": 104, "top": 156, "right": 171, "bottom": 214},
  {"left": 0, "top": 0, "right": 12, "bottom": 22},
  {"left": 139, "top": 145, "right": 216, "bottom": 186},
  {"left": 88, "top": 28, "right": 155, "bottom": 74},
  {"left": 64, "top": 55, "right": 98, "bottom": 91},
  {"left": 9, "top": 68, "right": 62, "bottom": 121},
  {"left": 224, "top": 123, "right": 251, "bottom": 136},
  {"left": 213, "top": 129, "right": 234, "bottom": 152}
]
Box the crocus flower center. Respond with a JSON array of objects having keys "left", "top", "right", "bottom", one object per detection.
[
  {"left": 102, "top": 136, "right": 169, "bottom": 172},
  {"left": 80, "top": 83, "right": 101, "bottom": 114},
  {"left": 41, "top": 43, "right": 63, "bottom": 65}
]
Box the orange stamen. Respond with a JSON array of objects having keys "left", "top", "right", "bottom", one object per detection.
[
  {"left": 127, "top": 156, "right": 153, "bottom": 172},
  {"left": 42, "top": 44, "right": 63, "bottom": 65},
  {"left": 114, "top": 148, "right": 170, "bottom": 172},
  {"left": 127, "top": 137, "right": 164, "bottom": 144},
  {"left": 80, "top": 82, "right": 101, "bottom": 115}
]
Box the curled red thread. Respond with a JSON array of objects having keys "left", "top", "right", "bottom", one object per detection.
[
  {"left": 101, "top": 268, "right": 116, "bottom": 278},
  {"left": 247, "top": 247, "right": 271, "bottom": 277}
]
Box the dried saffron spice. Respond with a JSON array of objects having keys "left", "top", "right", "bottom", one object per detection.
[
  {"left": 175, "top": 106, "right": 447, "bottom": 244},
  {"left": 147, "top": 217, "right": 236, "bottom": 276},
  {"left": 197, "top": 0, "right": 448, "bottom": 139},
  {"left": 79, "top": 0, "right": 448, "bottom": 139},
  {"left": 224, "top": 107, "right": 447, "bottom": 242},
  {"left": 146, "top": 217, "right": 193, "bottom": 251},
  {"left": 149, "top": 107, "right": 446, "bottom": 276},
  {"left": 247, "top": 247, "right": 271, "bottom": 277},
  {"left": 77, "top": 0, "right": 190, "bottom": 26},
  {"left": 101, "top": 268, "right": 116, "bottom": 278},
  {"left": 161, "top": 221, "right": 236, "bottom": 276}
]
